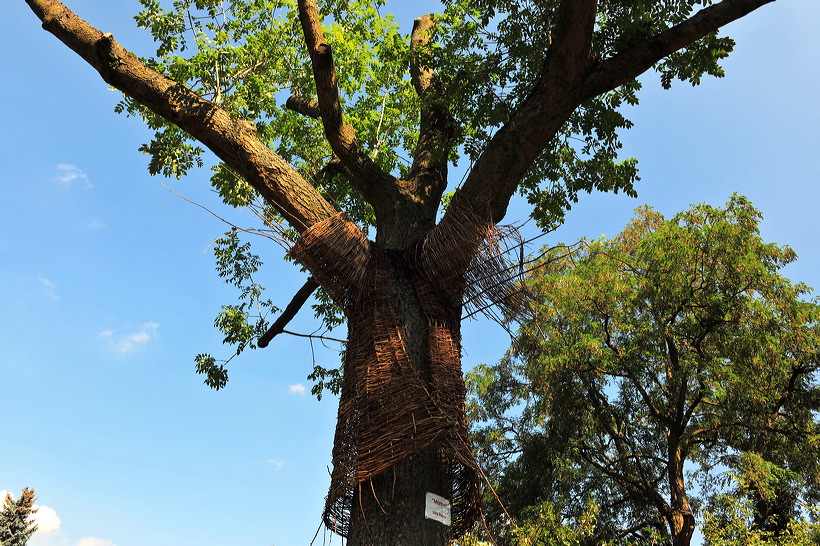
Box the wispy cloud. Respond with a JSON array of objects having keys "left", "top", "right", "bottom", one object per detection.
[
  {"left": 289, "top": 383, "right": 306, "bottom": 395},
  {"left": 100, "top": 322, "right": 160, "bottom": 355},
  {"left": 38, "top": 277, "right": 59, "bottom": 300},
  {"left": 54, "top": 163, "right": 93, "bottom": 189},
  {"left": 76, "top": 538, "right": 116, "bottom": 546},
  {"left": 267, "top": 458, "right": 285, "bottom": 469},
  {"left": 88, "top": 219, "right": 104, "bottom": 229}
]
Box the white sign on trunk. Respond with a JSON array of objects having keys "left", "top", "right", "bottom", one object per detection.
[{"left": 424, "top": 492, "right": 452, "bottom": 526}]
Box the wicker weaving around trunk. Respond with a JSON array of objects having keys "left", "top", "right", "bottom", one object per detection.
[{"left": 290, "top": 210, "right": 483, "bottom": 537}]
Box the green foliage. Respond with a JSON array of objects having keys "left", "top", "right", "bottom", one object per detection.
[
  {"left": 307, "top": 363, "right": 343, "bottom": 400},
  {"left": 120, "top": 1, "right": 754, "bottom": 391},
  {"left": 194, "top": 231, "right": 279, "bottom": 389},
  {"left": 126, "top": 0, "right": 418, "bottom": 226},
  {"left": 508, "top": 500, "right": 604, "bottom": 546},
  {"left": 702, "top": 461, "right": 820, "bottom": 546},
  {"left": 194, "top": 353, "right": 229, "bottom": 389},
  {"left": 0, "top": 488, "right": 38, "bottom": 546},
  {"left": 701, "top": 452, "right": 820, "bottom": 545},
  {"left": 469, "top": 195, "right": 820, "bottom": 543},
  {"left": 460, "top": 501, "right": 605, "bottom": 546}
]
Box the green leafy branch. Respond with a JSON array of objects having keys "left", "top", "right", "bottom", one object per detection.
[{"left": 195, "top": 230, "right": 278, "bottom": 389}]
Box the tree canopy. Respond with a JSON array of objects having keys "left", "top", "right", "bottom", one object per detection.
[
  {"left": 468, "top": 195, "right": 820, "bottom": 545},
  {"left": 23, "top": 0, "right": 782, "bottom": 542},
  {"left": 24, "top": 0, "right": 775, "bottom": 386},
  {"left": 73, "top": 0, "right": 771, "bottom": 383},
  {"left": 0, "top": 488, "right": 39, "bottom": 546}
]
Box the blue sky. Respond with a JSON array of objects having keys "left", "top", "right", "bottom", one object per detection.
[{"left": 2, "top": 1, "right": 818, "bottom": 545}]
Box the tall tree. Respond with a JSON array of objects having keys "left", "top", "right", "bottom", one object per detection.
[
  {"left": 468, "top": 196, "right": 820, "bottom": 545},
  {"left": 0, "top": 488, "right": 39, "bottom": 546},
  {"left": 23, "top": 0, "right": 781, "bottom": 543}
]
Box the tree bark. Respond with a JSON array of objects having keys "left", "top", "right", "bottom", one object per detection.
[
  {"left": 347, "top": 254, "right": 454, "bottom": 544},
  {"left": 349, "top": 449, "right": 452, "bottom": 545},
  {"left": 666, "top": 434, "right": 695, "bottom": 546}
]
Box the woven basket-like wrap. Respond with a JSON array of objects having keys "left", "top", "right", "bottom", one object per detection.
[{"left": 291, "top": 200, "right": 522, "bottom": 537}]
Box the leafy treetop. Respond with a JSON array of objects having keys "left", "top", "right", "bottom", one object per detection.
[{"left": 467, "top": 195, "right": 820, "bottom": 544}]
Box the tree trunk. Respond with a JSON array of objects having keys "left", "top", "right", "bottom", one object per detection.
[
  {"left": 346, "top": 251, "right": 457, "bottom": 545},
  {"left": 292, "top": 214, "right": 480, "bottom": 545},
  {"left": 349, "top": 449, "right": 452, "bottom": 545},
  {"left": 666, "top": 436, "right": 695, "bottom": 546}
]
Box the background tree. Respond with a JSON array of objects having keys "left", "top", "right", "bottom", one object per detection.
[
  {"left": 700, "top": 461, "right": 820, "bottom": 546},
  {"left": 468, "top": 196, "right": 820, "bottom": 545},
  {"left": 23, "top": 0, "right": 781, "bottom": 543},
  {"left": 0, "top": 488, "right": 39, "bottom": 546}
]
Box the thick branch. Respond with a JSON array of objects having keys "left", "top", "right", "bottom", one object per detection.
[
  {"left": 436, "top": 0, "right": 772, "bottom": 273},
  {"left": 426, "top": 1, "right": 599, "bottom": 275},
  {"left": 547, "top": 0, "right": 598, "bottom": 86},
  {"left": 295, "top": 0, "right": 398, "bottom": 208},
  {"left": 443, "top": 0, "right": 600, "bottom": 230},
  {"left": 286, "top": 94, "right": 321, "bottom": 118},
  {"left": 26, "top": 0, "right": 337, "bottom": 233},
  {"left": 406, "top": 14, "right": 455, "bottom": 203},
  {"left": 258, "top": 277, "right": 320, "bottom": 348},
  {"left": 580, "top": 0, "right": 775, "bottom": 99}
]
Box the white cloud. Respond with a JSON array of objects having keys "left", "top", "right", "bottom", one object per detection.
[
  {"left": 267, "top": 458, "right": 285, "bottom": 469},
  {"left": 31, "top": 504, "right": 61, "bottom": 535},
  {"left": 54, "top": 164, "right": 93, "bottom": 189},
  {"left": 88, "top": 219, "right": 104, "bottom": 229},
  {"left": 38, "top": 277, "right": 59, "bottom": 300},
  {"left": 100, "top": 322, "right": 160, "bottom": 355},
  {"left": 76, "top": 538, "right": 116, "bottom": 546},
  {"left": 289, "top": 383, "right": 306, "bottom": 395}
]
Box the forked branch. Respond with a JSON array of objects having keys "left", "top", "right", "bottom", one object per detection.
[
  {"left": 407, "top": 14, "right": 456, "bottom": 201},
  {"left": 295, "top": 0, "right": 399, "bottom": 212},
  {"left": 452, "top": 0, "right": 775, "bottom": 231}
]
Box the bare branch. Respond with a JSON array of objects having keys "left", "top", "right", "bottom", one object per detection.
[
  {"left": 258, "top": 277, "right": 321, "bottom": 348},
  {"left": 281, "top": 329, "right": 345, "bottom": 345},
  {"left": 25, "top": 0, "right": 337, "bottom": 233}
]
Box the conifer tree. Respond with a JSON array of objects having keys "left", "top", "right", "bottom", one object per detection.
[{"left": 0, "top": 488, "right": 39, "bottom": 546}]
